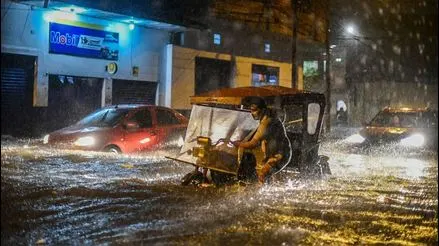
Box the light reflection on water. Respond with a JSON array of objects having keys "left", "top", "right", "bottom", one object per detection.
[
  {"left": 326, "top": 152, "right": 430, "bottom": 179},
  {"left": 1, "top": 137, "right": 437, "bottom": 245}
]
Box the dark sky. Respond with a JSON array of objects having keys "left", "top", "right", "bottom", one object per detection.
[{"left": 330, "top": 0, "right": 438, "bottom": 83}]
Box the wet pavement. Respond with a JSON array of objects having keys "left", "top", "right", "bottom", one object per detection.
[{"left": 1, "top": 135, "right": 437, "bottom": 245}]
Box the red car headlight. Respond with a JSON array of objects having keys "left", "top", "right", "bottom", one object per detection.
[
  {"left": 43, "top": 134, "right": 50, "bottom": 144},
  {"left": 74, "top": 136, "right": 96, "bottom": 147}
]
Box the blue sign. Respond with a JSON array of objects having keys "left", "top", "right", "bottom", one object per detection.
[{"left": 49, "top": 22, "right": 119, "bottom": 60}]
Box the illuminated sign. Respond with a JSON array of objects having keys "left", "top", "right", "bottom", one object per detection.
[{"left": 49, "top": 22, "right": 119, "bottom": 60}]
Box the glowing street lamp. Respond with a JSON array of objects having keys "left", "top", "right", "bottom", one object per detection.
[{"left": 345, "top": 24, "right": 356, "bottom": 36}]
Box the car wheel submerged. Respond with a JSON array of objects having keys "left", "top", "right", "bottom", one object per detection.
[{"left": 104, "top": 145, "right": 121, "bottom": 154}]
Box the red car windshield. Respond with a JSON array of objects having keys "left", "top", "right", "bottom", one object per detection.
[{"left": 76, "top": 108, "right": 130, "bottom": 127}]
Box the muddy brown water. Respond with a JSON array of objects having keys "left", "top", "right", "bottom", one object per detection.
[{"left": 1, "top": 138, "right": 437, "bottom": 245}]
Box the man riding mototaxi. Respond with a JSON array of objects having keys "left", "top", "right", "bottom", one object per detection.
[{"left": 236, "top": 97, "right": 291, "bottom": 184}]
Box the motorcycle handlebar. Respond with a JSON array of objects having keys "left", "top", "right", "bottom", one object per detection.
[{"left": 212, "top": 138, "right": 240, "bottom": 147}]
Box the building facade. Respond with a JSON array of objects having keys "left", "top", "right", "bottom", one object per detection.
[
  {"left": 1, "top": 0, "right": 329, "bottom": 136},
  {"left": 1, "top": 0, "right": 186, "bottom": 135},
  {"left": 164, "top": 0, "right": 329, "bottom": 111}
]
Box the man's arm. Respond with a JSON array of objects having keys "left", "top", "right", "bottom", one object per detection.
[{"left": 239, "top": 118, "right": 270, "bottom": 149}]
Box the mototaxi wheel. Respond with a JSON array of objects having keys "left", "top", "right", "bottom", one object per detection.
[
  {"left": 210, "top": 170, "right": 236, "bottom": 186},
  {"left": 181, "top": 170, "right": 204, "bottom": 186}
]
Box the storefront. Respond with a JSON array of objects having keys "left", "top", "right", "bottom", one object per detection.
[{"left": 1, "top": 0, "right": 184, "bottom": 135}]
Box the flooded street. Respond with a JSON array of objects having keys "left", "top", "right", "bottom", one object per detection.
[{"left": 1, "top": 136, "right": 437, "bottom": 245}]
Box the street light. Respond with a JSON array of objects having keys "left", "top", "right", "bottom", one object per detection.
[
  {"left": 345, "top": 24, "right": 356, "bottom": 35},
  {"left": 325, "top": 23, "right": 360, "bottom": 132}
]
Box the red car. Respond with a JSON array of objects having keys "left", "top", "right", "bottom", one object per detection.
[{"left": 43, "top": 104, "right": 188, "bottom": 153}]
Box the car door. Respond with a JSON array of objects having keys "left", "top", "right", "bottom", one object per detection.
[
  {"left": 153, "top": 108, "right": 187, "bottom": 147},
  {"left": 122, "top": 108, "right": 158, "bottom": 152}
]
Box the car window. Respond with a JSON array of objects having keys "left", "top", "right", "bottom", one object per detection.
[
  {"left": 370, "top": 112, "right": 390, "bottom": 126},
  {"left": 130, "top": 109, "right": 152, "bottom": 128},
  {"left": 156, "top": 109, "right": 181, "bottom": 125},
  {"left": 77, "top": 108, "right": 129, "bottom": 127},
  {"left": 371, "top": 111, "right": 420, "bottom": 128},
  {"left": 398, "top": 113, "right": 417, "bottom": 127}
]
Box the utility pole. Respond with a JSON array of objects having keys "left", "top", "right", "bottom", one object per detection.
[
  {"left": 325, "top": 0, "right": 331, "bottom": 133},
  {"left": 291, "top": 0, "right": 298, "bottom": 89}
]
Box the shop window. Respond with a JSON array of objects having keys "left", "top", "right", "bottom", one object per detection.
[
  {"left": 251, "top": 64, "right": 279, "bottom": 87},
  {"left": 303, "top": 61, "right": 319, "bottom": 77},
  {"left": 264, "top": 43, "right": 271, "bottom": 53}
]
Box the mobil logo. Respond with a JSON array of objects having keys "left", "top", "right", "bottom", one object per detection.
[{"left": 50, "top": 31, "right": 79, "bottom": 46}]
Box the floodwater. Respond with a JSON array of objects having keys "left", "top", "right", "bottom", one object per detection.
[{"left": 1, "top": 136, "right": 437, "bottom": 245}]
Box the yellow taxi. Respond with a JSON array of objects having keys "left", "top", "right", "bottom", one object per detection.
[{"left": 359, "top": 107, "right": 437, "bottom": 148}]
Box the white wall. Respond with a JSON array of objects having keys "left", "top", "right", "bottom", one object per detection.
[{"left": 1, "top": 0, "right": 169, "bottom": 106}]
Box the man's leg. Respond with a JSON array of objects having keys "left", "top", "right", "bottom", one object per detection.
[{"left": 257, "top": 154, "right": 283, "bottom": 184}]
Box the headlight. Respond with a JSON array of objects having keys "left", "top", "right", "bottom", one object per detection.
[
  {"left": 43, "top": 134, "right": 49, "bottom": 144},
  {"left": 343, "top": 133, "right": 365, "bottom": 143},
  {"left": 400, "top": 134, "right": 424, "bottom": 147},
  {"left": 74, "top": 136, "right": 96, "bottom": 146},
  {"left": 192, "top": 147, "right": 206, "bottom": 158}
]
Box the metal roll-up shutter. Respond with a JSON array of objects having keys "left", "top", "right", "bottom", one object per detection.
[
  {"left": 112, "top": 79, "right": 157, "bottom": 105},
  {"left": 1, "top": 67, "right": 27, "bottom": 110},
  {"left": 1, "top": 53, "right": 35, "bottom": 136}
]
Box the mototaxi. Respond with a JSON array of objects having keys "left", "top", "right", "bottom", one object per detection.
[{"left": 170, "top": 86, "right": 331, "bottom": 186}]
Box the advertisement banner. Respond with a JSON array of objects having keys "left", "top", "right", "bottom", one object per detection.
[{"left": 49, "top": 22, "right": 119, "bottom": 60}]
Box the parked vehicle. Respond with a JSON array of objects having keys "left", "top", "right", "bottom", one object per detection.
[
  {"left": 359, "top": 107, "right": 438, "bottom": 148},
  {"left": 43, "top": 104, "right": 188, "bottom": 153},
  {"left": 169, "top": 85, "right": 331, "bottom": 186}
]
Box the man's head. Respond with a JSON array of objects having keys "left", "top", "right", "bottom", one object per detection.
[{"left": 249, "top": 97, "right": 267, "bottom": 120}]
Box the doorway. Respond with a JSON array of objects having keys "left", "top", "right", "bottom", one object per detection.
[
  {"left": 48, "top": 75, "right": 103, "bottom": 131},
  {"left": 195, "top": 57, "right": 231, "bottom": 95}
]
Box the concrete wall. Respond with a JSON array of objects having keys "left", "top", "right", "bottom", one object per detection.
[
  {"left": 1, "top": 0, "right": 169, "bottom": 106},
  {"left": 169, "top": 45, "right": 296, "bottom": 110}
]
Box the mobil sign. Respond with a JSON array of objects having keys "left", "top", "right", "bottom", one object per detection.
[{"left": 49, "top": 22, "right": 119, "bottom": 61}]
